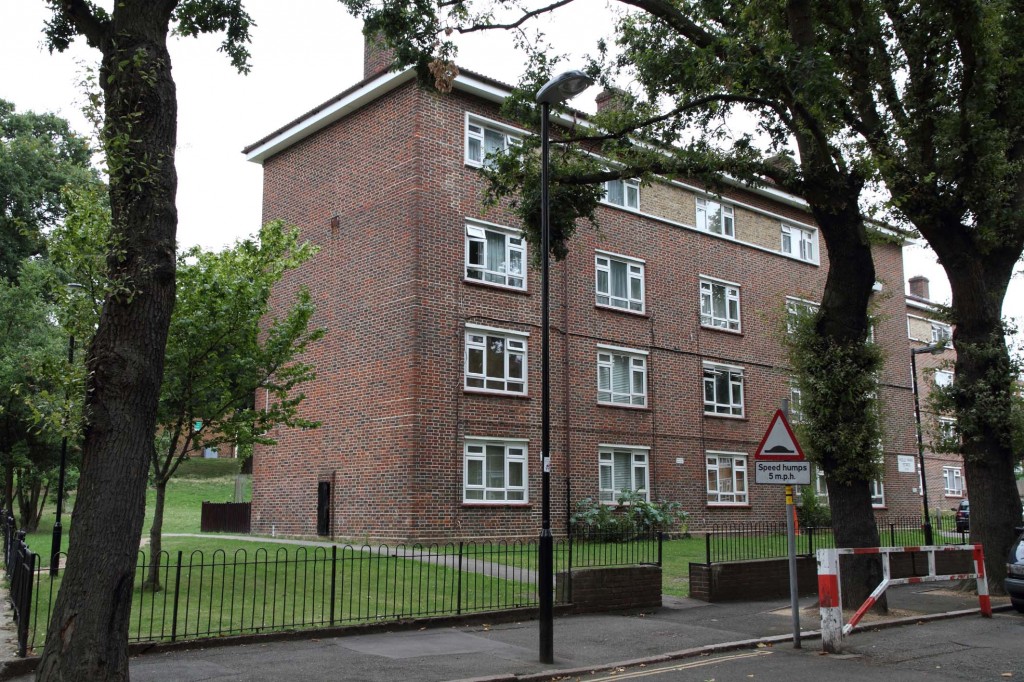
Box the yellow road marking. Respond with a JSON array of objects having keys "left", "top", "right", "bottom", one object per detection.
[{"left": 586, "top": 650, "right": 773, "bottom": 681}]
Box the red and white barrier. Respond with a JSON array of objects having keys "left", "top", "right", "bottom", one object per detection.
[{"left": 816, "top": 544, "right": 990, "bottom": 653}]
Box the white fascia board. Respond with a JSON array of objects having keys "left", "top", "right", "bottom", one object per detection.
[
  {"left": 906, "top": 298, "right": 941, "bottom": 313},
  {"left": 246, "top": 69, "right": 417, "bottom": 164}
]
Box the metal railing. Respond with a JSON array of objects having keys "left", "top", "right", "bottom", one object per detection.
[
  {"left": 2, "top": 511, "right": 36, "bottom": 656},
  {"left": 703, "top": 515, "right": 968, "bottom": 565},
  {"left": 8, "top": 529, "right": 662, "bottom": 655}
]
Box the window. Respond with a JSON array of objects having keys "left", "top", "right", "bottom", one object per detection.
[
  {"left": 789, "top": 383, "right": 804, "bottom": 424},
  {"left": 706, "top": 452, "right": 748, "bottom": 504},
  {"left": 595, "top": 253, "right": 645, "bottom": 312},
  {"left": 781, "top": 224, "right": 817, "bottom": 262},
  {"left": 597, "top": 347, "right": 648, "bottom": 407},
  {"left": 598, "top": 446, "right": 649, "bottom": 503},
  {"left": 938, "top": 417, "right": 958, "bottom": 445},
  {"left": 786, "top": 297, "right": 819, "bottom": 333},
  {"left": 870, "top": 479, "right": 885, "bottom": 507},
  {"left": 464, "top": 439, "right": 528, "bottom": 503},
  {"left": 464, "top": 326, "right": 527, "bottom": 395},
  {"left": 700, "top": 278, "right": 741, "bottom": 331},
  {"left": 943, "top": 466, "right": 964, "bottom": 496},
  {"left": 812, "top": 465, "right": 829, "bottom": 498},
  {"left": 931, "top": 322, "right": 952, "bottom": 344},
  {"left": 696, "top": 197, "right": 734, "bottom": 237},
  {"left": 935, "top": 370, "right": 954, "bottom": 388},
  {"left": 703, "top": 363, "right": 744, "bottom": 416},
  {"left": 465, "top": 222, "right": 526, "bottom": 290},
  {"left": 604, "top": 178, "right": 640, "bottom": 209},
  {"left": 465, "top": 118, "right": 521, "bottom": 168}
]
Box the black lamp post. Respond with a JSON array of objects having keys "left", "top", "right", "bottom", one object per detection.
[
  {"left": 535, "top": 69, "right": 593, "bottom": 665},
  {"left": 50, "top": 282, "right": 84, "bottom": 576},
  {"left": 911, "top": 342, "right": 945, "bottom": 546}
]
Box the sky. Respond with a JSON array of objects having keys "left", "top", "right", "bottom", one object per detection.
[{"left": 1, "top": 1, "right": 1020, "bottom": 335}]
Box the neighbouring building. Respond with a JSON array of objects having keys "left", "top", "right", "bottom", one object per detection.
[
  {"left": 906, "top": 276, "right": 965, "bottom": 513},
  {"left": 242, "top": 39, "right": 927, "bottom": 541}
]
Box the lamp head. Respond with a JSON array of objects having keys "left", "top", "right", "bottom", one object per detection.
[{"left": 536, "top": 70, "right": 594, "bottom": 106}]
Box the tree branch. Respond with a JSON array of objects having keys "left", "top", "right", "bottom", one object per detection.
[
  {"left": 456, "top": 0, "right": 579, "bottom": 33},
  {"left": 56, "top": 0, "right": 110, "bottom": 47}
]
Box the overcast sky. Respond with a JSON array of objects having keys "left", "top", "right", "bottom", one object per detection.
[{"left": 2, "top": 1, "right": 1019, "bottom": 335}]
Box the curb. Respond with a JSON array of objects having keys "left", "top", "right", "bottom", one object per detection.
[{"left": 445, "top": 604, "right": 1012, "bottom": 682}]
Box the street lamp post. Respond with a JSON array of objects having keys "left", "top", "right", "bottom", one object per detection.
[
  {"left": 535, "top": 69, "right": 593, "bottom": 665},
  {"left": 50, "top": 282, "right": 84, "bottom": 576},
  {"left": 911, "top": 342, "right": 945, "bottom": 546}
]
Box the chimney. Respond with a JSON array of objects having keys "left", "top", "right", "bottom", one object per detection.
[
  {"left": 364, "top": 31, "right": 396, "bottom": 80},
  {"left": 595, "top": 87, "right": 628, "bottom": 113},
  {"left": 909, "top": 275, "right": 930, "bottom": 300}
]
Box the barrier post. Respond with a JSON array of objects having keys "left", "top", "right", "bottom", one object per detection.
[
  {"left": 817, "top": 547, "right": 842, "bottom": 653},
  {"left": 973, "top": 544, "right": 991, "bottom": 617}
]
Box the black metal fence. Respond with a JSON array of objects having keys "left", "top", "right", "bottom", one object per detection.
[
  {"left": 703, "top": 514, "right": 968, "bottom": 565},
  {"left": 6, "top": 526, "right": 661, "bottom": 656},
  {"left": 200, "top": 502, "right": 251, "bottom": 533},
  {"left": 2, "top": 512, "right": 36, "bottom": 656}
]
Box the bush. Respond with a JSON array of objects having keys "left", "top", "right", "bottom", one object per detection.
[
  {"left": 796, "top": 486, "right": 831, "bottom": 527},
  {"left": 570, "top": 490, "right": 688, "bottom": 540}
]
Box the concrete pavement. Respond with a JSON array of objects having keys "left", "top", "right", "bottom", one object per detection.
[{"left": 0, "top": 584, "right": 1011, "bottom": 681}]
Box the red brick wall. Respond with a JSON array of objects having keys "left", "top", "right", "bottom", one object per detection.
[
  {"left": 557, "top": 565, "right": 662, "bottom": 612},
  {"left": 252, "top": 77, "right": 923, "bottom": 541}
]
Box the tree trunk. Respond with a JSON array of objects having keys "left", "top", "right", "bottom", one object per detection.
[
  {"left": 36, "top": 7, "right": 178, "bottom": 681},
  {"left": 144, "top": 479, "right": 167, "bottom": 591},
  {"left": 16, "top": 474, "right": 42, "bottom": 533},
  {"left": 944, "top": 258, "right": 1023, "bottom": 591}
]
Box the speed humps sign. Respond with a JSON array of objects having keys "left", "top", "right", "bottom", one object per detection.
[{"left": 754, "top": 409, "right": 810, "bottom": 484}]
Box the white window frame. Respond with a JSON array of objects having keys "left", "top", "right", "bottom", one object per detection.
[
  {"left": 786, "top": 296, "right": 820, "bottom": 333},
  {"left": 699, "top": 276, "right": 741, "bottom": 332},
  {"left": 789, "top": 383, "right": 804, "bottom": 424},
  {"left": 870, "top": 478, "right": 885, "bottom": 507},
  {"left": 706, "top": 451, "right": 748, "bottom": 505},
  {"left": 595, "top": 251, "right": 645, "bottom": 313},
  {"left": 934, "top": 369, "right": 954, "bottom": 388},
  {"left": 465, "top": 115, "right": 522, "bottom": 168},
  {"left": 812, "top": 465, "right": 829, "bottom": 498},
  {"left": 464, "top": 325, "right": 528, "bottom": 396},
  {"left": 598, "top": 445, "right": 650, "bottom": 503},
  {"left": 938, "top": 416, "right": 957, "bottom": 445},
  {"left": 943, "top": 466, "right": 964, "bottom": 497},
  {"left": 463, "top": 438, "right": 528, "bottom": 504},
  {"left": 781, "top": 223, "right": 818, "bottom": 263},
  {"left": 603, "top": 178, "right": 640, "bottom": 210},
  {"left": 703, "top": 362, "right": 744, "bottom": 417},
  {"left": 597, "top": 345, "right": 648, "bottom": 407},
  {"left": 464, "top": 220, "right": 527, "bottom": 291},
  {"left": 931, "top": 322, "right": 952, "bottom": 345},
  {"left": 696, "top": 197, "right": 735, "bottom": 238}
]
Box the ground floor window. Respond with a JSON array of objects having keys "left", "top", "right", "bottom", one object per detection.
[
  {"left": 943, "top": 466, "right": 964, "bottom": 496},
  {"left": 598, "top": 446, "right": 649, "bottom": 503},
  {"left": 870, "top": 478, "right": 885, "bottom": 507},
  {"left": 464, "top": 439, "right": 528, "bottom": 503},
  {"left": 706, "top": 452, "right": 748, "bottom": 504}
]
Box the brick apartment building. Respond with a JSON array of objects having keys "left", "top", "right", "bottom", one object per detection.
[
  {"left": 242, "top": 40, "right": 927, "bottom": 541},
  {"left": 905, "top": 276, "right": 967, "bottom": 513}
]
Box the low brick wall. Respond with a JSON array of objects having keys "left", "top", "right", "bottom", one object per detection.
[
  {"left": 556, "top": 565, "right": 662, "bottom": 613},
  {"left": 689, "top": 549, "right": 976, "bottom": 602}
]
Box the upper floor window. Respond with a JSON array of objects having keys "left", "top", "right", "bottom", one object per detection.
[
  {"left": 700, "top": 277, "right": 741, "bottom": 332},
  {"left": 789, "top": 383, "right": 804, "bottom": 424},
  {"left": 934, "top": 369, "right": 954, "bottom": 388},
  {"left": 604, "top": 178, "right": 640, "bottom": 210},
  {"left": 703, "top": 362, "right": 744, "bottom": 417},
  {"left": 781, "top": 224, "right": 817, "bottom": 263},
  {"left": 597, "top": 346, "right": 648, "bottom": 407},
  {"left": 464, "top": 325, "right": 527, "bottom": 395},
  {"left": 786, "top": 297, "right": 819, "bottom": 333},
  {"left": 598, "top": 446, "right": 649, "bottom": 503},
  {"left": 464, "top": 438, "right": 527, "bottom": 503},
  {"left": 696, "top": 197, "right": 735, "bottom": 237},
  {"left": 931, "top": 322, "right": 952, "bottom": 344},
  {"left": 465, "top": 118, "right": 521, "bottom": 168},
  {"left": 595, "top": 252, "right": 645, "bottom": 313},
  {"left": 465, "top": 221, "right": 525, "bottom": 290}
]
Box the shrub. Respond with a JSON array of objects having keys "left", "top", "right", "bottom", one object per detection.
[
  {"left": 570, "top": 490, "right": 689, "bottom": 540},
  {"left": 796, "top": 486, "right": 831, "bottom": 527}
]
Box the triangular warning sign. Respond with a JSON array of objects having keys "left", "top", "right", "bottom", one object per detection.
[{"left": 754, "top": 409, "right": 805, "bottom": 461}]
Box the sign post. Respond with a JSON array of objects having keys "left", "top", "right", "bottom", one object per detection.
[{"left": 754, "top": 407, "right": 806, "bottom": 648}]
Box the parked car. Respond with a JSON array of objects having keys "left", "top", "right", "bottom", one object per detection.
[
  {"left": 1005, "top": 527, "right": 1024, "bottom": 613},
  {"left": 954, "top": 499, "right": 970, "bottom": 532}
]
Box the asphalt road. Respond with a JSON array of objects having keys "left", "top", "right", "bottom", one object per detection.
[{"left": 574, "top": 612, "right": 1024, "bottom": 682}]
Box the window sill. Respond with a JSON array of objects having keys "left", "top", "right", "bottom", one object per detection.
[
  {"left": 598, "top": 401, "right": 649, "bottom": 411},
  {"left": 464, "top": 388, "right": 530, "bottom": 399},
  {"left": 598, "top": 201, "right": 642, "bottom": 214},
  {"left": 944, "top": 493, "right": 965, "bottom": 498},
  {"left": 700, "top": 324, "right": 743, "bottom": 336},
  {"left": 703, "top": 412, "right": 746, "bottom": 420},
  {"left": 706, "top": 502, "right": 751, "bottom": 508},
  {"left": 595, "top": 303, "right": 649, "bottom": 318},
  {"left": 461, "top": 502, "right": 531, "bottom": 508},
  {"left": 463, "top": 278, "right": 530, "bottom": 295}
]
